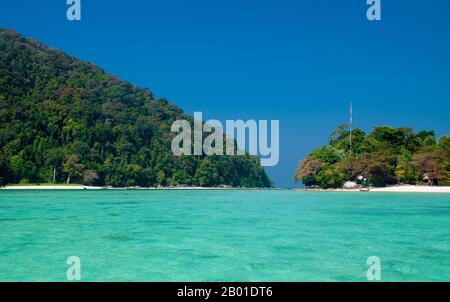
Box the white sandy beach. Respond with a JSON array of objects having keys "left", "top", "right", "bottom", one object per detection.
[
  {"left": 0, "top": 185, "right": 103, "bottom": 190},
  {"left": 299, "top": 185, "right": 450, "bottom": 194},
  {"left": 0, "top": 185, "right": 238, "bottom": 190},
  {"left": 368, "top": 186, "right": 450, "bottom": 193}
]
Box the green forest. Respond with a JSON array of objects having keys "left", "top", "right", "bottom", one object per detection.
[
  {"left": 0, "top": 29, "right": 272, "bottom": 188},
  {"left": 295, "top": 125, "right": 450, "bottom": 188}
]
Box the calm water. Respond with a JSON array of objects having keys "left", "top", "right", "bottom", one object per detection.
[{"left": 0, "top": 190, "right": 449, "bottom": 281}]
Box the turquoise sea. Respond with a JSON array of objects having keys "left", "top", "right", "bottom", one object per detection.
[{"left": 0, "top": 190, "right": 449, "bottom": 282}]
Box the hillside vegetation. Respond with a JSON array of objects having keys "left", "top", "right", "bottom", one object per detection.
[{"left": 0, "top": 29, "right": 271, "bottom": 188}]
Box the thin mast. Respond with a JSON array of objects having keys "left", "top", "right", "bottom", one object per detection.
[{"left": 349, "top": 102, "right": 353, "bottom": 156}]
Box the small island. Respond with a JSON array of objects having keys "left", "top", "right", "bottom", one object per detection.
[{"left": 294, "top": 125, "right": 450, "bottom": 192}]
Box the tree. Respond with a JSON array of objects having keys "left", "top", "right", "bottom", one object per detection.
[
  {"left": 195, "top": 158, "right": 220, "bottom": 187},
  {"left": 369, "top": 126, "right": 416, "bottom": 151},
  {"left": 9, "top": 155, "right": 25, "bottom": 179},
  {"left": 316, "top": 165, "right": 346, "bottom": 189},
  {"left": 412, "top": 151, "right": 446, "bottom": 186},
  {"left": 82, "top": 170, "right": 99, "bottom": 186},
  {"left": 395, "top": 151, "right": 417, "bottom": 184},
  {"left": 310, "top": 147, "right": 340, "bottom": 165},
  {"left": 9, "top": 154, "right": 34, "bottom": 183},
  {"left": 329, "top": 124, "right": 351, "bottom": 145},
  {"left": 417, "top": 130, "right": 437, "bottom": 149},
  {"left": 438, "top": 136, "right": 450, "bottom": 149},
  {"left": 352, "top": 152, "right": 396, "bottom": 187},
  {"left": 156, "top": 170, "right": 166, "bottom": 186},
  {"left": 45, "top": 147, "right": 64, "bottom": 183},
  {"left": 294, "top": 157, "right": 322, "bottom": 187},
  {"left": 63, "top": 155, "right": 84, "bottom": 184}
]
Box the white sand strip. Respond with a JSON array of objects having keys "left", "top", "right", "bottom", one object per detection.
[
  {"left": 296, "top": 186, "right": 450, "bottom": 193},
  {"left": 1, "top": 185, "right": 103, "bottom": 190},
  {"left": 369, "top": 186, "right": 450, "bottom": 193}
]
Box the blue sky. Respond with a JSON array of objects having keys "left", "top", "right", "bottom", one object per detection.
[{"left": 1, "top": 0, "right": 450, "bottom": 187}]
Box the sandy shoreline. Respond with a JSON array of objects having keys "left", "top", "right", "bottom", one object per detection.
[
  {"left": 298, "top": 185, "right": 450, "bottom": 194},
  {"left": 1, "top": 185, "right": 450, "bottom": 193},
  {"left": 0, "top": 185, "right": 103, "bottom": 190},
  {"left": 0, "top": 185, "right": 246, "bottom": 191},
  {"left": 368, "top": 186, "right": 450, "bottom": 193}
]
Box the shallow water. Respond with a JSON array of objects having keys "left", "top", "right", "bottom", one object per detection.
[{"left": 0, "top": 190, "right": 449, "bottom": 281}]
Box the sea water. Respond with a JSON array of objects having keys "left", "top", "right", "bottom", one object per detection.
[{"left": 0, "top": 190, "right": 448, "bottom": 281}]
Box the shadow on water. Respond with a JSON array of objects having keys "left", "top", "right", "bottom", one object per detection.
[
  {"left": 103, "top": 233, "right": 137, "bottom": 242},
  {"left": 95, "top": 201, "right": 141, "bottom": 206}
]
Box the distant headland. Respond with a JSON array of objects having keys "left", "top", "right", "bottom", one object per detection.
[{"left": 0, "top": 29, "right": 272, "bottom": 188}]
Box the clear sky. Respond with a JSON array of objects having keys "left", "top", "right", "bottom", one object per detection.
[{"left": 1, "top": 0, "right": 449, "bottom": 187}]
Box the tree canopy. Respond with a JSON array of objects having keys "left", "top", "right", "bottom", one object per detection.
[{"left": 0, "top": 29, "right": 271, "bottom": 188}]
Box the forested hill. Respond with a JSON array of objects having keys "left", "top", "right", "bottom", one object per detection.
[
  {"left": 0, "top": 29, "right": 271, "bottom": 188},
  {"left": 295, "top": 125, "right": 450, "bottom": 188}
]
